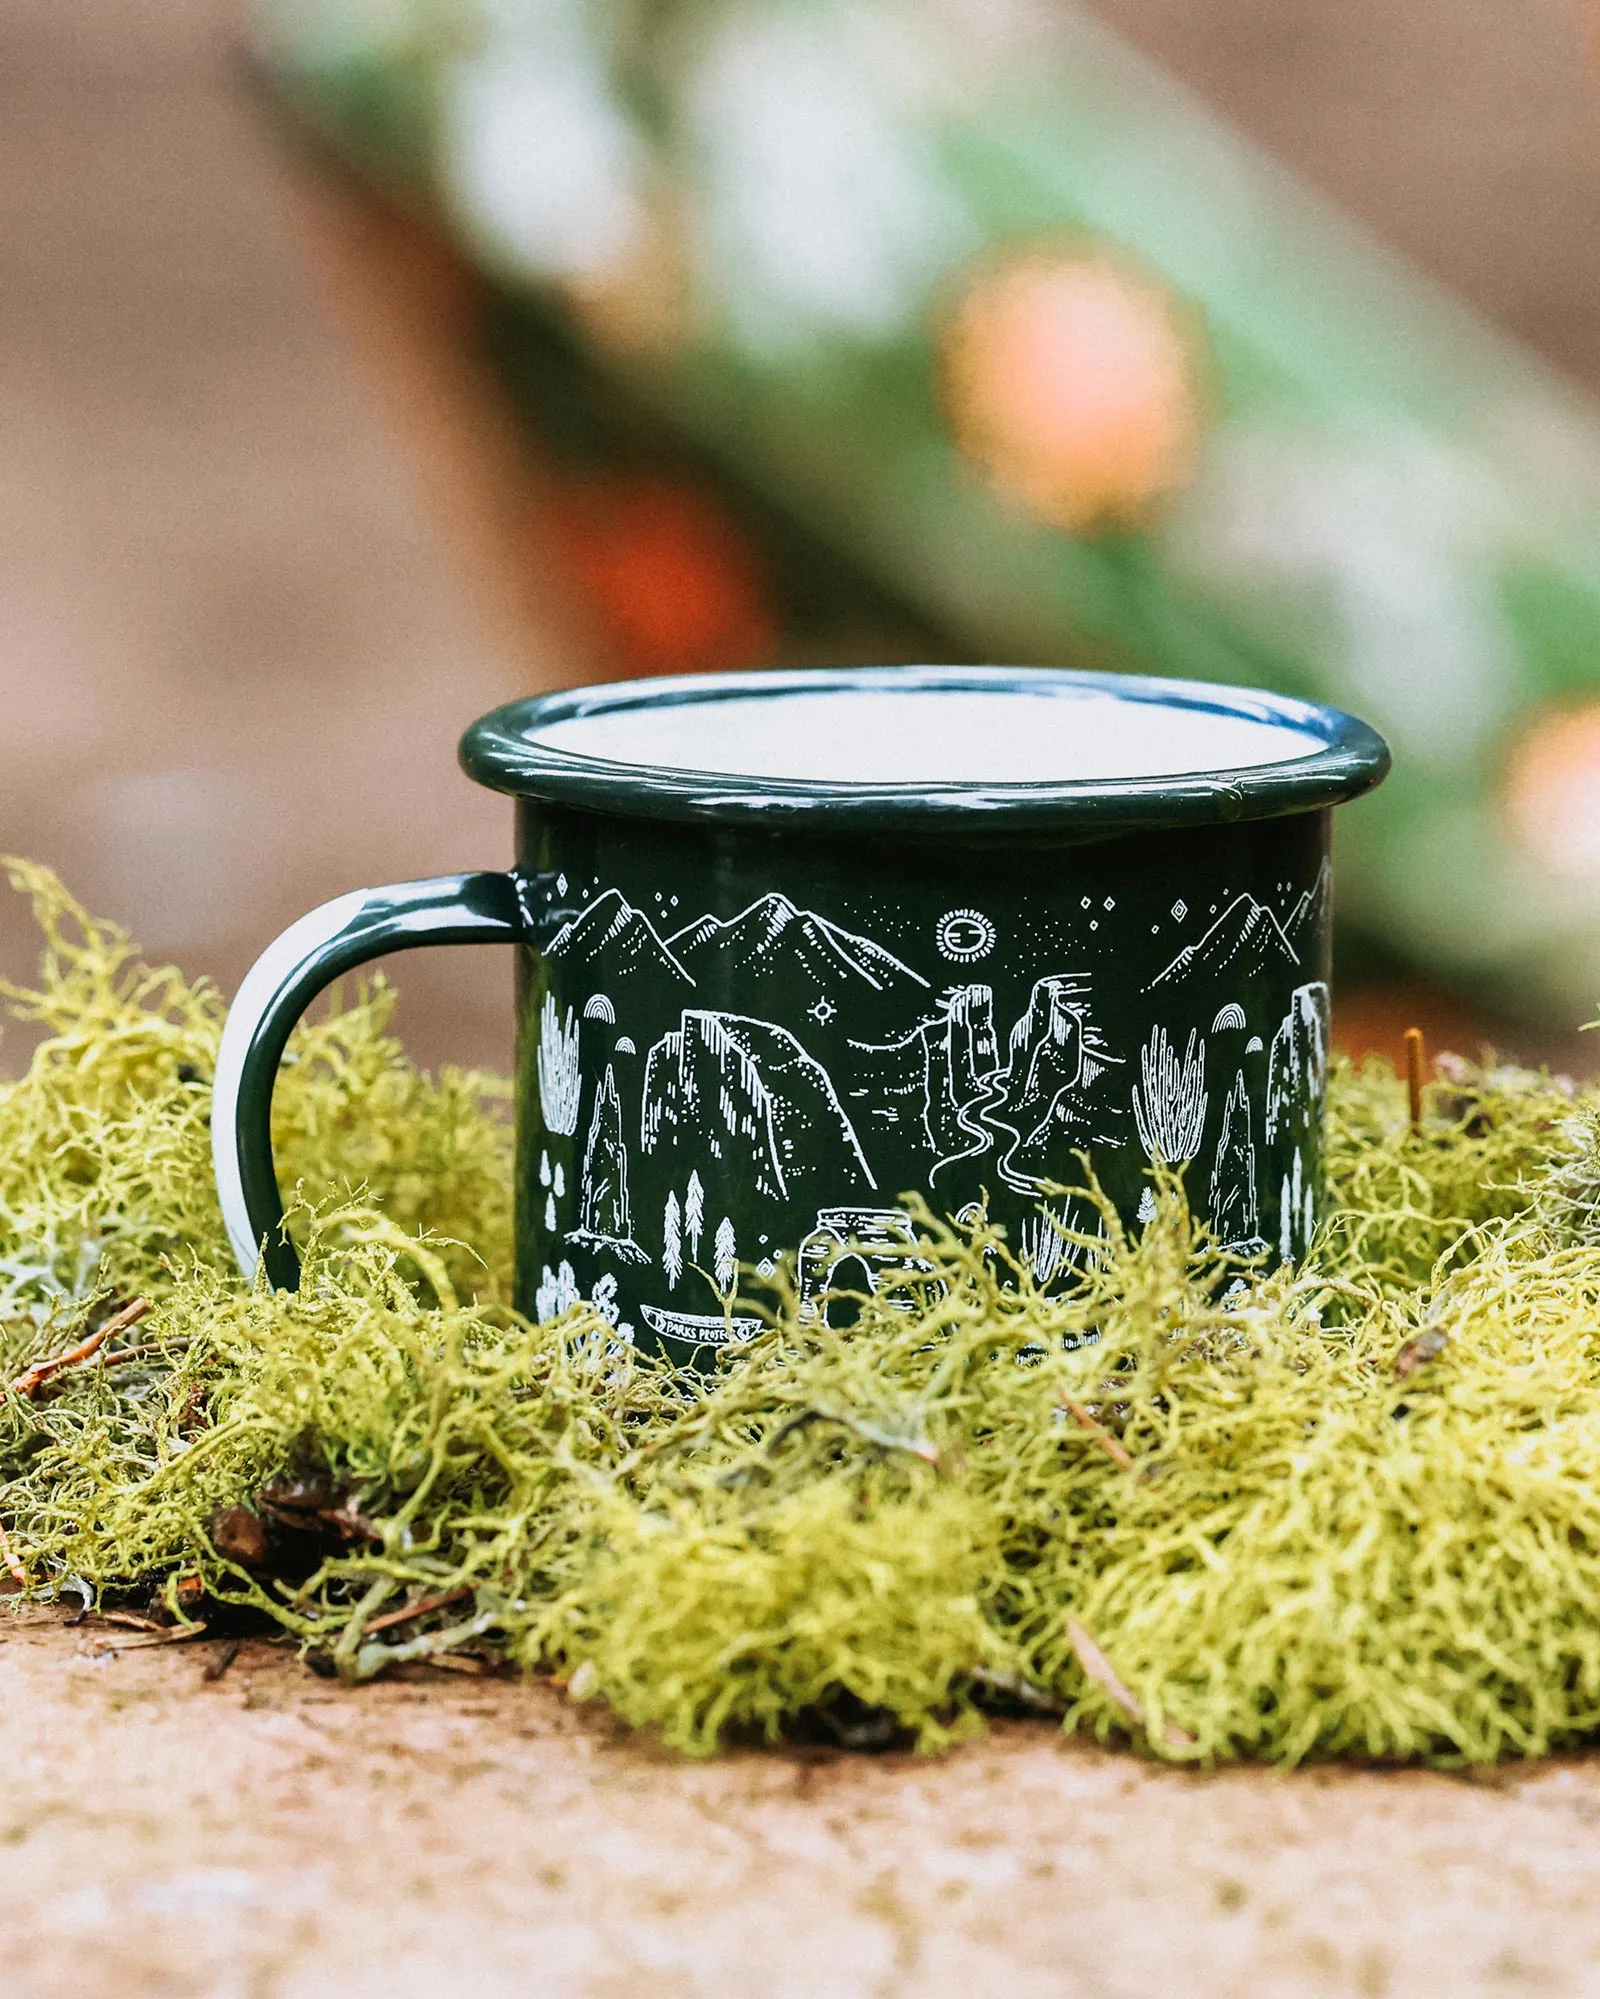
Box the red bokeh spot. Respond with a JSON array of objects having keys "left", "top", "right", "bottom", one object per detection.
[{"left": 549, "top": 474, "right": 777, "bottom": 677}]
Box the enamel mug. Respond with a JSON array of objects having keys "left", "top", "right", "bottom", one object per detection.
[{"left": 213, "top": 666, "right": 1388, "bottom": 1362}]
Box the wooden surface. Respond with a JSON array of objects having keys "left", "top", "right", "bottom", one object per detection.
[{"left": 8, "top": 1611, "right": 1600, "bottom": 1999}]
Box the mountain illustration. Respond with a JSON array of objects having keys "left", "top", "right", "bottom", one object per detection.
[
  {"left": 1266, "top": 981, "right": 1330, "bottom": 1147},
  {"left": 849, "top": 985, "right": 1002, "bottom": 1158},
  {"left": 1209, "top": 1069, "right": 1260, "bottom": 1248},
  {"left": 641, "top": 1009, "right": 876, "bottom": 1206},
  {"left": 668, "top": 895, "right": 929, "bottom": 1013},
  {"left": 1284, "top": 860, "right": 1332, "bottom": 951},
  {"left": 548, "top": 890, "right": 695, "bottom": 986},
  {"left": 923, "top": 987, "right": 1001, "bottom": 1152},
  {"left": 1007, "top": 976, "right": 1089, "bottom": 1131},
  {"left": 984, "top": 975, "right": 1125, "bottom": 1191},
  {"left": 1146, "top": 894, "right": 1300, "bottom": 992},
  {"left": 569, "top": 1063, "right": 647, "bottom": 1263}
]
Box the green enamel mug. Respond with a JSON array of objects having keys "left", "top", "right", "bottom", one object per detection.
[{"left": 213, "top": 666, "right": 1388, "bottom": 1361}]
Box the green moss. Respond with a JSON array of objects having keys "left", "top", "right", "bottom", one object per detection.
[{"left": 5, "top": 861, "right": 1600, "bottom": 1764}]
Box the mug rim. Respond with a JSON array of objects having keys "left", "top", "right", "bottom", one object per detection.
[{"left": 459, "top": 665, "right": 1390, "bottom": 835}]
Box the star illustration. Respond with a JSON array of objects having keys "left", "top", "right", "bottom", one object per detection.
[{"left": 808, "top": 998, "right": 838, "bottom": 1025}]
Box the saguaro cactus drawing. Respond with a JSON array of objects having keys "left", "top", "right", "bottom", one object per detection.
[
  {"left": 1132, "top": 1025, "right": 1208, "bottom": 1165},
  {"left": 537, "top": 993, "right": 582, "bottom": 1136}
]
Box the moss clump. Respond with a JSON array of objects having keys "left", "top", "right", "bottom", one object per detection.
[{"left": 4, "top": 861, "right": 1600, "bottom": 1764}]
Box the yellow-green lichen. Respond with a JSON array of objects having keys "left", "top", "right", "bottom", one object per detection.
[{"left": 3, "top": 860, "right": 1600, "bottom": 1766}]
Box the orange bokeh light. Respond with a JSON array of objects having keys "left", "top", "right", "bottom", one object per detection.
[
  {"left": 1502, "top": 698, "right": 1600, "bottom": 880},
  {"left": 942, "top": 249, "right": 1202, "bottom": 533}
]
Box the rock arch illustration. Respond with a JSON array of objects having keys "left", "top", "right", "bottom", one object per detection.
[{"left": 796, "top": 1207, "right": 940, "bottom": 1324}]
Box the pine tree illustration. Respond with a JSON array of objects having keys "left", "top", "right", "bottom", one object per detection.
[
  {"left": 663, "top": 1191, "right": 683, "bottom": 1290},
  {"left": 685, "top": 1170, "right": 705, "bottom": 1258},
  {"left": 714, "top": 1216, "right": 737, "bottom": 1296}
]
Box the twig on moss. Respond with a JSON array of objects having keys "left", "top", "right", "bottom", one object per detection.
[
  {"left": 1061, "top": 1396, "right": 1135, "bottom": 1472},
  {"left": 97, "top": 1339, "right": 190, "bottom": 1372},
  {"left": 9, "top": 1297, "right": 151, "bottom": 1399},
  {"left": 1067, "top": 1616, "right": 1194, "bottom": 1749},
  {"left": 102, "top": 1622, "right": 209, "bottom": 1653},
  {"left": 1405, "top": 1027, "right": 1427, "bottom": 1133},
  {"left": 766, "top": 1404, "right": 940, "bottom": 1466},
  {"left": 364, "top": 1585, "right": 474, "bottom": 1636},
  {"left": 1395, "top": 1325, "right": 1449, "bottom": 1378}
]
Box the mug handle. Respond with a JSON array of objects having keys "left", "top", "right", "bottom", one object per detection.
[{"left": 211, "top": 872, "right": 526, "bottom": 1289}]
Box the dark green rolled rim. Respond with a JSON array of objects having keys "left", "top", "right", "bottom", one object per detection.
[{"left": 459, "top": 666, "right": 1390, "bottom": 837}]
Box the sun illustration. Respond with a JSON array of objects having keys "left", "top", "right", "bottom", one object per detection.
[{"left": 936, "top": 908, "right": 997, "bottom": 962}]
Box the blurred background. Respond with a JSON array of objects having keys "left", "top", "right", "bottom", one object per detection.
[{"left": 8, "top": 0, "right": 1600, "bottom": 1076}]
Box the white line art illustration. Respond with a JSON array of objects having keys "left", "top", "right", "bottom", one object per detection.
[
  {"left": 882, "top": 974, "right": 1125, "bottom": 1196},
  {"left": 1266, "top": 982, "right": 1330, "bottom": 1145},
  {"left": 1285, "top": 858, "right": 1332, "bottom": 947},
  {"left": 1209, "top": 1068, "right": 1259, "bottom": 1248},
  {"left": 685, "top": 1170, "right": 705, "bottom": 1261},
  {"left": 1132, "top": 1025, "right": 1209, "bottom": 1164},
  {"left": 569, "top": 1063, "right": 648, "bottom": 1263},
  {"left": 639, "top": 1303, "right": 763, "bottom": 1347},
  {"left": 537, "top": 993, "right": 582, "bottom": 1135},
  {"left": 936, "top": 908, "right": 997, "bottom": 962},
  {"left": 927, "top": 985, "right": 1004, "bottom": 1162},
  {"left": 640, "top": 1010, "right": 876, "bottom": 1201},
  {"left": 1018, "top": 1199, "right": 1088, "bottom": 1288},
  {"left": 548, "top": 888, "right": 695, "bottom": 983},
  {"left": 536, "top": 869, "right": 1334, "bottom": 1341},
  {"left": 667, "top": 893, "right": 929, "bottom": 995},
  {"left": 796, "top": 1207, "right": 937, "bottom": 1322},
  {"left": 1010, "top": 975, "right": 1120, "bottom": 1093},
  {"left": 535, "top": 1259, "right": 579, "bottom": 1322},
  {"left": 587, "top": 1274, "right": 635, "bottom": 1344},
  {"left": 986, "top": 974, "right": 1125, "bottom": 1191},
  {"left": 852, "top": 984, "right": 1003, "bottom": 1171},
  {"left": 1279, "top": 1148, "right": 1304, "bottom": 1264},
  {"left": 1147, "top": 894, "right": 1300, "bottom": 991},
  {"left": 713, "top": 1216, "right": 737, "bottom": 1294}
]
